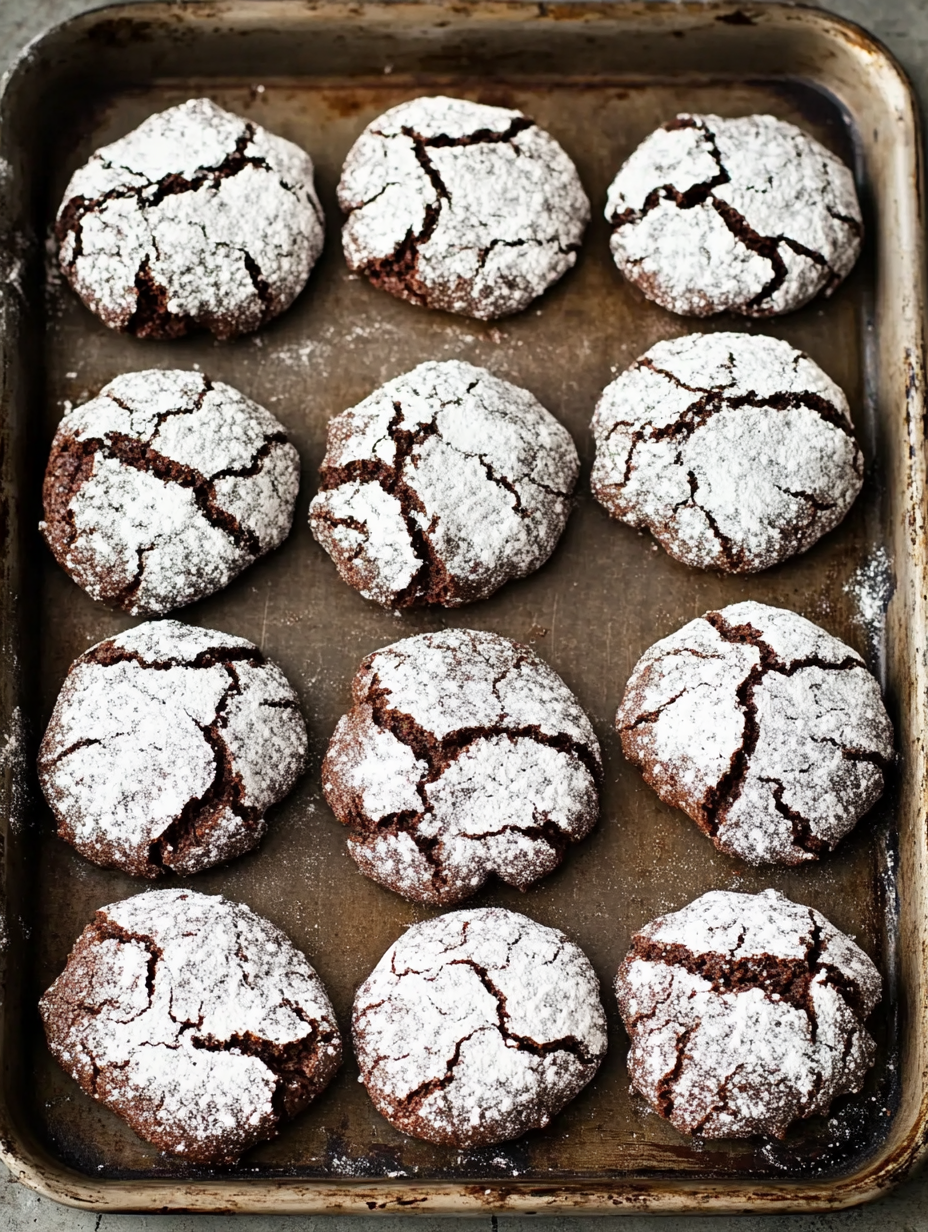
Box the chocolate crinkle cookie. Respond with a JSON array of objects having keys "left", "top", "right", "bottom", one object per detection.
[
  {"left": 591, "top": 332, "right": 862, "bottom": 573},
  {"left": 338, "top": 95, "right": 590, "bottom": 319},
  {"left": 353, "top": 907, "right": 607, "bottom": 1146},
  {"left": 56, "top": 98, "right": 324, "bottom": 339},
  {"left": 617, "top": 601, "right": 894, "bottom": 866},
  {"left": 40, "top": 889, "right": 342, "bottom": 1164},
  {"left": 615, "top": 888, "right": 881, "bottom": 1138},
  {"left": 309, "top": 360, "right": 578, "bottom": 608},
  {"left": 605, "top": 113, "right": 862, "bottom": 317},
  {"left": 40, "top": 369, "right": 301, "bottom": 616},
  {"left": 324, "top": 629, "right": 601, "bottom": 904},
  {"left": 38, "top": 620, "right": 308, "bottom": 878}
]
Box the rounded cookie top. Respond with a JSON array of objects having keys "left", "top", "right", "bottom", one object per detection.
[
  {"left": 338, "top": 95, "right": 590, "bottom": 319},
  {"left": 591, "top": 332, "right": 862, "bottom": 573},
  {"left": 57, "top": 97, "right": 324, "bottom": 338},
  {"left": 40, "top": 889, "right": 342, "bottom": 1164},
  {"left": 38, "top": 620, "right": 308, "bottom": 878},
  {"left": 617, "top": 601, "right": 894, "bottom": 865},
  {"left": 323, "top": 628, "right": 602, "bottom": 904},
  {"left": 309, "top": 360, "right": 579, "bottom": 608},
  {"left": 353, "top": 907, "right": 607, "bottom": 1146},
  {"left": 615, "top": 888, "right": 881, "bottom": 1138},
  {"left": 605, "top": 113, "right": 862, "bottom": 317},
  {"left": 41, "top": 368, "right": 301, "bottom": 616}
]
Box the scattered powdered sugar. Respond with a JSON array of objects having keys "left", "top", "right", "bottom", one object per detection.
[
  {"left": 591, "top": 332, "right": 862, "bottom": 573},
  {"left": 57, "top": 98, "right": 324, "bottom": 338},
  {"left": 323, "top": 628, "right": 601, "bottom": 904},
  {"left": 41, "top": 368, "right": 300, "bottom": 616},
  {"left": 617, "top": 601, "right": 894, "bottom": 865},
  {"left": 845, "top": 547, "right": 894, "bottom": 652},
  {"left": 338, "top": 95, "right": 589, "bottom": 319},
  {"left": 309, "top": 359, "right": 578, "bottom": 608},
  {"left": 353, "top": 907, "right": 607, "bottom": 1146},
  {"left": 0, "top": 705, "right": 28, "bottom": 834},
  {"left": 605, "top": 113, "right": 862, "bottom": 317},
  {"left": 38, "top": 620, "right": 308, "bottom": 878},
  {"left": 40, "top": 889, "right": 341, "bottom": 1163},
  {"left": 616, "top": 888, "right": 881, "bottom": 1138}
]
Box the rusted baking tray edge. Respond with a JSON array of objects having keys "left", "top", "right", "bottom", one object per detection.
[{"left": 0, "top": 0, "right": 927, "bottom": 1215}]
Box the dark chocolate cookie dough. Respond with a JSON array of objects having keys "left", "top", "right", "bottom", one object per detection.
[
  {"left": 323, "top": 628, "right": 601, "bottom": 904},
  {"left": 39, "top": 620, "right": 308, "bottom": 878},
  {"left": 605, "top": 113, "right": 862, "bottom": 317},
  {"left": 617, "top": 601, "right": 894, "bottom": 865},
  {"left": 57, "top": 98, "right": 324, "bottom": 338},
  {"left": 309, "top": 360, "right": 579, "bottom": 608},
  {"left": 590, "top": 332, "right": 863, "bottom": 574},
  {"left": 40, "top": 889, "right": 342, "bottom": 1164},
  {"left": 338, "top": 95, "right": 589, "bottom": 319},
  {"left": 353, "top": 907, "right": 607, "bottom": 1146},
  {"left": 615, "top": 888, "right": 882, "bottom": 1138},
  {"left": 41, "top": 368, "right": 300, "bottom": 616}
]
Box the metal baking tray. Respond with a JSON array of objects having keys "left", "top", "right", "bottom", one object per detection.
[{"left": 0, "top": 0, "right": 925, "bottom": 1215}]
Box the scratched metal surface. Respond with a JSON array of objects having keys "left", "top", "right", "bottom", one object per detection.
[{"left": 0, "top": 0, "right": 912, "bottom": 1210}]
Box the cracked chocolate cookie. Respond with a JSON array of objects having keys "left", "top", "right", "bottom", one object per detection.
[
  {"left": 57, "top": 97, "right": 324, "bottom": 339},
  {"left": 41, "top": 368, "right": 301, "bottom": 616},
  {"left": 617, "top": 601, "right": 894, "bottom": 865},
  {"left": 338, "top": 95, "right": 590, "bottom": 319},
  {"left": 38, "top": 620, "right": 308, "bottom": 878},
  {"left": 40, "top": 889, "right": 342, "bottom": 1163},
  {"left": 309, "top": 360, "right": 578, "bottom": 608},
  {"left": 591, "top": 332, "right": 862, "bottom": 573},
  {"left": 323, "top": 628, "right": 601, "bottom": 904},
  {"left": 605, "top": 113, "right": 862, "bottom": 317},
  {"left": 615, "top": 888, "right": 881, "bottom": 1138},
  {"left": 353, "top": 907, "right": 607, "bottom": 1146}
]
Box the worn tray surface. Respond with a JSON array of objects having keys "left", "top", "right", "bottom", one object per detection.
[{"left": 22, "top": 70, "right": 897, "bottom": 1187}]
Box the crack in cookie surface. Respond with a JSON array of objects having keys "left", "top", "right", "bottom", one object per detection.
[
  {"left": 41, "top": 368, "right": 300, "bottom": 615},
  {"left": 617, "top": 601, "right": 894, "bottom": 865},
  {"left": 56, "top": 98, "right": 324, "bottom": 338},
  {"left": 338, "top": 96, "right": 589, "bottom": 319},
  {"left": 324, "top": 628, "right": 601, "bottom": 904},
  {"left": 352, "top": 907, "right": 607, "bottom": 1146},
  {"left": 604, "top": 113, "right": 862, "bottom": 317},
  {"left": 38, "top": 620, "right": 308, "bottom": 878},
  {"left": 591, "top": 332, "right": 863, "bottom": 573},
  {"left": 40, "top": 890, "right": 341, "bottom": 1163},
  {"left": 614, "top": 889, "right": 881, "bottom": 1138},
  {"left": 309, "top": 360, "right": 578, "bottom": 609}
]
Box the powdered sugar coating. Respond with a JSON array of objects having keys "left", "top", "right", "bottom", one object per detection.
[
  {"left": 615, "top": 888, "right": 881, "bottom": 1138},
  {"left": 617, "top": 601, "right": 894, "bottom": 865},
  {"left": 605, "top": 113, "right": 862, "bottom": 317},
  {"left": 41, "top": 369, "right": 301, "bottom": 616},
  {"left": 353, "top": 907, "right": 607, "bottom": 1146},
  {"left": 38, "top": 621, "right": 308, "bottom": 878},
  {"left": 591, "top": 332, "right": 862, "bottom": 573},
  {"left": 324, "top": 629, "right": 601, "bottom": 904},
  {"left": 338, "top": 95, "right": 590, "bottom": 319},
  {"left": 40, "top": 889, "right": 341, "bottom": 1163},
  {"left": 57, "top": 98, "right": 324, "bottom": 338},
  {"left": 309, "top": 360, "right": 579, "bottom": 608}
]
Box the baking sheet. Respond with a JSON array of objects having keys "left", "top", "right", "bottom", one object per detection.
[{"left": 0, "top": 0, "right": 925, "bottom": 1214}]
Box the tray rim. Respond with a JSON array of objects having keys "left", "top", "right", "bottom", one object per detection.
[{"left": 1, "top": 0, "right": 927, "bottom": 1214}]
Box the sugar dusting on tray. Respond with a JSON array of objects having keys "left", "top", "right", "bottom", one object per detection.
[{"left": 844, "top": 547, "right": 894, "bottom": 655}]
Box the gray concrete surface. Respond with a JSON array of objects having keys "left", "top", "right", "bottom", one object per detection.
[{"left": 2, "top": 0, "right": 928, "bottom": 1226}]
